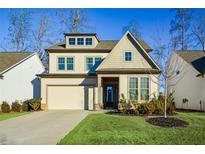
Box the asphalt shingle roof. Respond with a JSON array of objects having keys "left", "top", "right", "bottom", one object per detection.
[
  {"left": 0, "top": 52, "right": 33, "bottom": 73},
  {"left": 46, "top": 39, "right": 152, "bottom": 52},
  {"left": 177, "top": 51, "right": 205, "bottom": 74}
]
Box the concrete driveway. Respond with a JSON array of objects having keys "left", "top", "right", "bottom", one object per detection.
[{"left": 0, "top": 110, "right": 88, "bottom": 145}]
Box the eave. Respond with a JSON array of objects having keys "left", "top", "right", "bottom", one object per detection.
[
  {"left": 46, "top": 49, "right": 112, "bottom": 53},
  {"left": 96, "top": 68, "right": 161, "bottom": 74},
  {"left": 37, "top": 73, "right": 97, "bottom": 78}
]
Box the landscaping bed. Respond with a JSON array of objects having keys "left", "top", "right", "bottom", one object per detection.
[{"left": 146, "top": 117, "right": 189, "bottom": 128}]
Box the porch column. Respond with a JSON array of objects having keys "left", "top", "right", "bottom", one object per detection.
[{"left": 96, "top": 76, "right": 103, "bottom": 110}]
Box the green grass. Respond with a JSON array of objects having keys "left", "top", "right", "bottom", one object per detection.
[
  {"left": 0, "top": 112, "right": 29, "bottom": 121},
  {"left": 58, "top": 112, "right": 205, "bottom": 145}
]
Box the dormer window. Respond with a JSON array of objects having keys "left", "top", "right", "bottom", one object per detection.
[
  {"left": 69, "top": 38, "right": 75, "bottom": 45},
  {"left": 77, "top": 38, "right": 84, "bottom": 45},
  {"left": 86, "top": 38, "right": 92, "bottom": 45}
]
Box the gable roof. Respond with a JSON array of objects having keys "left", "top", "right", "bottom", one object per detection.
[
  {"left": 96, "top": 31, "right": 160, "bottom": 73},
  {"left": 176, "top": 51, "right": 205, "bottom": 74},
  {"left": 137, "top": 39, "right": 153, "bottom": 52},
  {"left": 0, "top": 52, "right": 33, "bottom": 74}
]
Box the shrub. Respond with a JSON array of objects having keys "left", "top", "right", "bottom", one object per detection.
[
  {"left": 166, "top": 102, "right": 175, "bottom": 115},
  {"left": 117, "top": 92, "right": 175, "bottom": 116},
  {"left": 119, "top": 94, "right": 127, "bottom": 113},
  {"left": 137, "top": 103, "right": 149, "bottom": 115},
  {"left": 28, "top": 98, "right": 41, "bottom": 111},
  {"left": 22, "top": 100, "right": 29, "bottom": 112},
  {"left": 11, "top": 100, "right": 22, "bottom": 112},
  {"left": 153, "top": 101, "right": 164, "bottom": 115},
  {"left": 1, "top": 101, "right": 10, "bottom": 113}
]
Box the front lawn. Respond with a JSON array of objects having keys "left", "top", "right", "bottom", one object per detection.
[
  {"left": 0, "top": 112, "right": 29, "bottom": 121},
  {"left": 58, "top": 112, "right": 205, "bottom": 145}
]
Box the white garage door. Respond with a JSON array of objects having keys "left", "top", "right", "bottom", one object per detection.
[{"left": 47, "top": 86, "right": 84, "bottom": 110}]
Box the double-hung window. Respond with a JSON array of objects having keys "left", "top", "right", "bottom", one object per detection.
[
  {"left": 67, "top": 57, "right": 74, "bottom": 71},
  {"left": 129, "top": 77, "right": 138, "bottom": 101},
  {"left": 86, "top": 57, "right": 102, "bottom": 71},
  {"left": 140, "top": 77, "right": 149, "bottom": 101},
  {"left": 125, "top": 51, "right": 132, "bottom": 61},
  {"left": 69, "top": 38, "right": 75, "bottom": 45},
  {"left": 58, "top": 57, "right": 65, "bottom": 70},
  {"left": 77, "top": 38, "right": 84, "bottom": 45},
  {"left": 86, "top": 57, "right": 94, "bottom": 70},
  {"left": 86, "top": 38, "right": 92, "bottom": 45},
  {"left": 95, "top": 57, "right": 102, "bottom": 65}
]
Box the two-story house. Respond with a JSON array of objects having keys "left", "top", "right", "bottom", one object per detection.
[{"left": 38, "top": 31, "right": 161, "bottom": 110}]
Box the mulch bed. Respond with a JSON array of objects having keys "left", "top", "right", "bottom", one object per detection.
[{"left": 146, "top": 117, "right": 189, "bottom": 128}]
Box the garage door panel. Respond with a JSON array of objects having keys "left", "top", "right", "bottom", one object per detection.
[{"left": 48, "top": 86, "right": 84, "bottom": 109}]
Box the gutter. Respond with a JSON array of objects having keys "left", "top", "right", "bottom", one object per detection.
[
  {"left": 45, "top": 48, "right": 112, "bottom": 53},
  {"left": 37, "top": 73, "right": 97, "bottom": 78}
]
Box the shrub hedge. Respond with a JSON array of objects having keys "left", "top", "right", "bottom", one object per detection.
[
  {"left": 118, "top": 93, "right": 175, "bottom": 116},
  {"left": 0, "top": 98, "right": 41, "bottom": 113}
]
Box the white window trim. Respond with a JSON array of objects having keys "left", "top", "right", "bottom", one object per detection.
[
  {"left": 57, "top": 56, "right": 66, "bottom": 71},
  {"left": 66, "top": 56, "right": 75, "bottom": 71},
  {"left": 128, "top": 75, "right": 151, "bottom": 102},
  {"left": 69, "top": 38, "right": 76, "bottom": 46},
  {"left": 140, "top": 77, "right": 150, "bottom": 101},
  {"left": 85, "top": 37, "right": 93, "bottom": 46},
  {"left": 124, "top": 51, "right": 133, "bottom": 62},
  {"left": 56, "top": 56, "right": 75, "bottom": 72},
  {"left": 77, "top": 38, "right": 84, "bottom": 45},
  {"left": 85, "top": 56, "right": 102, "bottom": 71}
]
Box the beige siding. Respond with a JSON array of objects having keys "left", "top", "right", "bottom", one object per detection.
[
  {"left": 49, "top": 52, "right": 108, "bottom": 74},
  {"left": 97, "top": 33, "right": 152, "bottom": 70},
  {"left": 65, "top": 36, "right": 98, "bottom": 48},
  {"left": 97, "top": 74, "right": 159, "bottom": 104},
  {"left": 168, "top": 52, "right": 205, "bottom": 110},
  {"left": 41, "top": 77, "right": 97, "bottom": 106}
]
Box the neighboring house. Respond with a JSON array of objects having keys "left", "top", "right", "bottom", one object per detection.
[
  {"left": 168, "top": 51, "right": 205, "bottom": 111},
  {"left": 38, "top": 31, "right": 161, "bottom": 110},
  {"left": 0, "top": 52, "right": 45, "bottom": 105}
]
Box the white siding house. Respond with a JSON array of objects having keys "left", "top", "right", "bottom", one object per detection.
[
  {"left": 168, "top": 51, "right": 205, "bottom": 111},
  {"left": 0, "top": 52, "right": 45, "bottom": 105}
]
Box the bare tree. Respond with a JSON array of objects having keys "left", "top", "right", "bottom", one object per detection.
[
  {"left": 145, "top": 27, "right": 189, "bottom": 118},
  {"left": 122, "top": 19, "right": 142, "bottom": 39},
  {"left": 56, "top": 8, "right": 90, "bottom": 34},
  {"left": 170, "top": 8, "right": 193, "bottom": 50},
  {"left": 192, "top": 15, "right": 205, "bottom": 51},
  {"left": 8, "top": 9, "right": 31, "bottom": 51},
  {"left": 32, "top": 15, "right": 50, "bottom": 61}
]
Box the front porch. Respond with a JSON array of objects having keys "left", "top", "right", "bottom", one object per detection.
[
  {"left": 95, "top": 73, "right": 159, "bottom": 111},
  {"left": 99, "top": 77, "right": 119, "bottom": 109}
]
